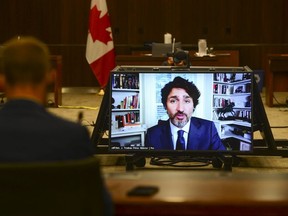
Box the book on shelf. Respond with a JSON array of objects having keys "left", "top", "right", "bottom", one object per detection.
[
  {"left": 114, "top": 111, "right": 140, "bottom": 129},
  {"left": 120, "top": 94, "right": 139, "bottom": 109},
  {"left": 213, "top": 83, "right": 233, "bottom": 95}
]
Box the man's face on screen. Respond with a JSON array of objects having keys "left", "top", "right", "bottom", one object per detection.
[{"left": 166, "top": 88, "right": 194, "bottom": 128}]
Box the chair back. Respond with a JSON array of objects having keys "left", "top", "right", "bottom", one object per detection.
[{"left": 0, "top": 157, "right": 105, "bottom": 216}]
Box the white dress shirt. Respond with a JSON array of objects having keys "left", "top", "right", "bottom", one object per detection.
[{"left": 169, "top": 120, "right": 191, "bottom": 150}]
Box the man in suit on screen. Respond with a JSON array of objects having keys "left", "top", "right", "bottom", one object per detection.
[{"left": 145, "top": 76, "right": 226, "bottom": 151}]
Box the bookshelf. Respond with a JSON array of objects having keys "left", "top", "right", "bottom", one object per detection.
[
  {"left": 212, "top": 73, "right": 252, "bottom": 151},
  {"left": 110, "top": 73, "right": 146, "bottom": 148}
]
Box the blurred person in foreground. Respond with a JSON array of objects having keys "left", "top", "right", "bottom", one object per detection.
[{"left": 0, "top": 36, "right": 113, "bottom": 216}]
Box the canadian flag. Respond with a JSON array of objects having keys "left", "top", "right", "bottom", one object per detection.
[{"left": 86, "top": 0, "right": 115, "bottom": 88}]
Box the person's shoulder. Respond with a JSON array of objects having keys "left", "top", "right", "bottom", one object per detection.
[
  {"left": 191, "top": 116, "right": 211, "bottom": 122},
  {"left": 43, "top": 110, "right": 87, "bottom": 133},
  {"left": 190, "top": 117, "right": 214, "bottom": 126},
  {"left": 49, "top": 114, "right": 84, "bottom": 129},
  {"left": 147, "top": 124, "right": 159, "bottom": 132},
  {"left": 147, "top": 120, "right": 169, "bottom": 132}
]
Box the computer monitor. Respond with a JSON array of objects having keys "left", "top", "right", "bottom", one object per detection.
[
  {"left": 152, "top": 42, "right": 182, "bottom": 57},
  {"left": 107, "top": 66, "right": 254, "bottom": 157}
]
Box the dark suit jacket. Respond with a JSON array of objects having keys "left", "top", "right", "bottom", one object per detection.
[
  {"left": 0, "top": 99, "right": 114, "bottom": 216},
  {"left": 145, "top": 117, "right": 226, "bottom": 150},
  {"left": 0, "top": 99, "right": 95, "bottom": 162}
]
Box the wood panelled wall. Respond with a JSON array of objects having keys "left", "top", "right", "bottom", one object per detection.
[{"left": 1, "top": 0, "right": 288, "bottom": 86}]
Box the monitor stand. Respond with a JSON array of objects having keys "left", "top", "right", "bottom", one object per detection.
[
  {"left": 252, "top": 78, "right": 288, "bottom": 156},
  {"left": 91, "top": 84, "right": 110, "bottom": 154},
  {"left": 125, "top": 154, "right": 235, "bottom": 171},
  {"left": 125, "top": 154, "right": 146, "bottom": 171}
]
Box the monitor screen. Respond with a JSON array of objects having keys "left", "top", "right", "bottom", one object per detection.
[
  {"left": 108, "top": 66, "right": 253, "bottom": 156},
  {"left": 152, "top": 42, "right": 182, "bottom": 57}
]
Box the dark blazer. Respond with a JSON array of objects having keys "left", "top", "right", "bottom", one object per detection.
[
  {"left": 0, "top": 99, "right": 113, "bottom": 216},
  {"left": 145, "top": 117, "right": 226, "bottom": 150},
  {"left": 0, "top": 99, "right": 95, "bottom": 162}
]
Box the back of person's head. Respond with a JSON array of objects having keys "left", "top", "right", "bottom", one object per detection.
[
  {"left": 173, "top": 50, "right": 188, "bottom": 65},
  {"left": 161, "top": 76, "right": 201, "bottom": 109},
  {"left": 1, "top": 36, "right": 51, "bottom": 86}
]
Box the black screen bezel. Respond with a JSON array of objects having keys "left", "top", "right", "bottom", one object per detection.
[{"left": 107, "top": 66, "right": 254, "bottom": 157}]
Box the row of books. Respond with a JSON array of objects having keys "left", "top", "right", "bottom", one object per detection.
[
  {"left": 114, "top": 111, "right": 140, "bottom": 128},
  {"left": 213, "top": 109, "right": 252, "bottom": 122},
  {"left": 213, "top": 98, "right": 233, "bottom": 108},
  {"left": 213, "top": 73, "right": 251, "bottom": 82},
  {"left": 234, "top": 110, "right": 252, "bottom": 121},
  {"left": 117, "top": 94, "right": 139, "bottom": 109},
  {"left": 213, "top": 84, "right": 233, "bottom": 95},
  {"left": 213, "top": 83, "right": 251, "bottom": 94},
  {"left": 112, "top": 73, "right": 139, "bottom": 89}
]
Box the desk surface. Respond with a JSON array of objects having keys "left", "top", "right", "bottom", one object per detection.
[{"left": 102, "top": 156, "right": 288, "bottom": 216}]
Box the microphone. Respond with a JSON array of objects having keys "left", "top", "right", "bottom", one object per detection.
[
  {"left": 78, "top": 111, "right": 83, "bottom": 124},
  {"left": 172, "top": 38, "right": 176, "bottom": 53}
]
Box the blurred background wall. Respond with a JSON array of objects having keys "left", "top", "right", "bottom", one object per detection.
[{"left": 1, "top": 0, "right": 287, "bottom": 87}]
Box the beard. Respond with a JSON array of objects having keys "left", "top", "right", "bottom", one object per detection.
[{"left": 169, "top": 112, "right": 189, "bottom": 128}]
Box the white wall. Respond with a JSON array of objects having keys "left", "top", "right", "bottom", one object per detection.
[{"left": 141, "top": 72, "right": 214, "bottom": 128}]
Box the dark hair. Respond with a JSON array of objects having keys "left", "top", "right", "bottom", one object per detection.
[{"left": 161, "top": 76, "right": 201, "bottom": 109}]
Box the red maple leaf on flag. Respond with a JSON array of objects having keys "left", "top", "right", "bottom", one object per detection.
[{"left": 89, "top": 5, "right": 112, "bottom": 44}]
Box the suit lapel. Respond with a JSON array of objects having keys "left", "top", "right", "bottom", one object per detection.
[
  {"left": 160, "top": 122, "right": 174, "bottom": 150},
  {"left": 187, "top": 118, "right": 202, "bottom": 150}
]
